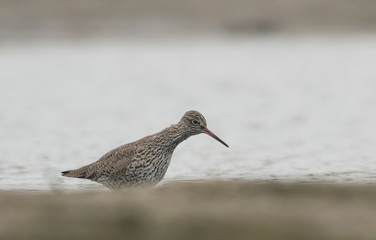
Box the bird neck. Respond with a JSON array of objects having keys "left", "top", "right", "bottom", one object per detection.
[{"left": 157, "top": 123, "right": 191, "bottom": 151}]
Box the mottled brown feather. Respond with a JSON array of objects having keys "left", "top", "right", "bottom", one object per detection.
[{"left": 62, "top": 110, "right": 228, "bottom": 189}]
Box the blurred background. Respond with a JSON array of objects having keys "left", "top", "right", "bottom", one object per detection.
[{"left": 1, "top": 0, "right": 376, "bottom": 190}]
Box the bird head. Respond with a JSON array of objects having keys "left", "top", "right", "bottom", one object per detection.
[{"left": 179, "top": 110, "right": 229, "bottom": 147}]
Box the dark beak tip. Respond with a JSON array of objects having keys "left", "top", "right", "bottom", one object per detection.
[{"left": 202, "top": 128, "right": 229, "bottom": 148}]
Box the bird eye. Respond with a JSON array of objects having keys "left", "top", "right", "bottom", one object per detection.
[{"left": 191, "top": 120, "right": 199, "bottom": 125}]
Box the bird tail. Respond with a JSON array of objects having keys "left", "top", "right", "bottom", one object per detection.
[{"left": 61, "top": 168, "right": 87, "bottom": 179}]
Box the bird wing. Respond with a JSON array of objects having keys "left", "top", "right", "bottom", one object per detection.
[{"left": 85, "top": 144, "right": 136, "bottom": 181}]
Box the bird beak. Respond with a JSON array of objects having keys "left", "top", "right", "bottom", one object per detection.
[{"left": 202, "top": 128, "right": 229, "bottom": 147}]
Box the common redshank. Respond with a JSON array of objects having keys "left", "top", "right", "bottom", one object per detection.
[{"left": 62, "top": 110, "right": 228, "bottom": 188}]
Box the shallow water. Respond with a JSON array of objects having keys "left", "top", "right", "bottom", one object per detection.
[{"left": 1, "top": 35, "right": 376, "bottom": 190}]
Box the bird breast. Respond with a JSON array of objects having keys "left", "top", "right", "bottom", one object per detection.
[{"left": 124, "top": 147, "right": 173, "bottom": 184}]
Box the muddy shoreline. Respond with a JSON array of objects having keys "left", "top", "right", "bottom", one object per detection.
[
  {"left": 1, "top": 0, "right": 376, "bottom": 41},
  {"left": 1, "top": 181, "right": 376, "bottom": 240}
]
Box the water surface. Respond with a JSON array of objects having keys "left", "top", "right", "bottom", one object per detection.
[{"left": 1, "top": 35, "right": 376, "bottom": 190}]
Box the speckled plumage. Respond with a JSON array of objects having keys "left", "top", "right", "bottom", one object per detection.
[{"left": 62, "top": 110, "right": 228, "bottom": 189}]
